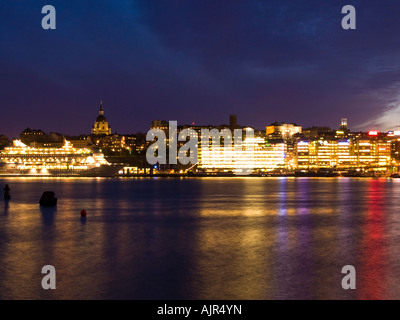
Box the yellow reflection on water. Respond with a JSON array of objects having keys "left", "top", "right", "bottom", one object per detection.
[{"left": 191, "top": 224, "right": 274, "bottom": 299}]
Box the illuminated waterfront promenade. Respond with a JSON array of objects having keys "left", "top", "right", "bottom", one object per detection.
[{"left": 2, "top": 117, "right": 400, "bottom": 177}]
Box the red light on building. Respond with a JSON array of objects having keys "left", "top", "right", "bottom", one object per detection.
[{"left": 368, "top": 131, "right": 378, "bottom": 136}]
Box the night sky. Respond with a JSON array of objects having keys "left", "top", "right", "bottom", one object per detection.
[{"left": 1, "top": 0, "right": 400, "bottom": 138}]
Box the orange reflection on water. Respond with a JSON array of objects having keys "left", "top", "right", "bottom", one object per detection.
[{"left": 193, "top": 178, "right": 277, "bottom": 299}]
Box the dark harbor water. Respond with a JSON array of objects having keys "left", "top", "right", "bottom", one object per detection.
[{"left": 0, "top": 177, "right": 399, "bottom": 300}]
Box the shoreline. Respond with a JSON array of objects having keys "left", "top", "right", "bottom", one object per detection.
[{"left": 0, "top": 173, "right": 396, "bottom": 179}]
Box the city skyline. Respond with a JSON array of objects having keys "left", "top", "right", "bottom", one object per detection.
[
  {"left": 0, "top": 103, "right": 395, "bottom": 140},
  {"left": 2, "top": 1, "right": 400, "bottom": 137}
]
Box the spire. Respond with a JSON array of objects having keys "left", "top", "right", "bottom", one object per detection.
[{"left": 99, "top": 100, "right": 104, "bottom": 115}]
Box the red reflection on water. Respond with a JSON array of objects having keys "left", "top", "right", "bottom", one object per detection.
[{"left": 358, "top": 179, "right": 386, "bottom": 300}]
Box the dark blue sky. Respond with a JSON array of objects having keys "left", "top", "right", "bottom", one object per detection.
[{"left": 1, "top": 0, "right": 400, "bottom": 137}]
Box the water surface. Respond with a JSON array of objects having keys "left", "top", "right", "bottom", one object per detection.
[{"left": 0, "top": 177, "right": 399, "bottom": 299}]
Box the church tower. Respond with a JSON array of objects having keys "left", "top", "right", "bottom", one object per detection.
[{"left": 92, "top": 101, "right": 112, "bottom": 135}]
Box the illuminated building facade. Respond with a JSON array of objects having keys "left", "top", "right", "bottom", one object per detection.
[
  {"left": 198, "top": 135, "right": 286, "bottom": 173},
  {"left": 296, "top": 135, "right": 392, "bottom": 170},
  {"left": 353, "top": 139, "right": 391, "bottom": 168},
  {"left": 296, "top": 140, "right": 339, "bottom": 169},
  {"left": 337, "top": 140, "right": 355, "bottom": 168},
  {"left": 266, "top": 123, "right": 302, "bottom": 139}
]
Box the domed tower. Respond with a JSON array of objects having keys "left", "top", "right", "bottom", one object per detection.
[{"left": 92, "top": 101, "right": 111, "bottom": 135}]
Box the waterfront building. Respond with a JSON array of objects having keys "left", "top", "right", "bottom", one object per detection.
[
  {"left": 337, "top": 139, "right": 355, "bottom": 168},
  {"left": 295, "top": 139, "right": 338, "bottom": 169},
  {"left": 198, "top": 135, "right": 286, "bottom": 173},
  {"left": 391, "top": 136, "right": 400, "bottom": 162},
  {"left": 316, "top": 139, "right": 339, "bottom": 168},
  {"left": 148, "top": 115, "right": 248, "bottom": 172},
  {"left": 295, "top": 134, "right": 392, "bottom": 171},
  {"left": 353, "top": 139, "right": 391, "bottom": 168},
  {"left": 92, "top": 134, "right": 128, "bottom": 155},
  {"left": 69, "top": 137, "right": 91, "bottom": 149},
  {"left": 151, "top": 120, "right": 169, "bottom": 131},
  {"left": 266, "top": 122, "right": 302, "bottom": 140},
  {"left": 20, "top": 128, "right": 46, "bottom": 144},
  {"left": 301, "top": 126, "right": 333, "bottom": 140},
  {"left": 296, "top": 140, "right": 310, "bottom": 169}
]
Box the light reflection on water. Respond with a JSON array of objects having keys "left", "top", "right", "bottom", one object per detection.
[{"left": 0, "top": 177, "right": 399, "bottom": 299}]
